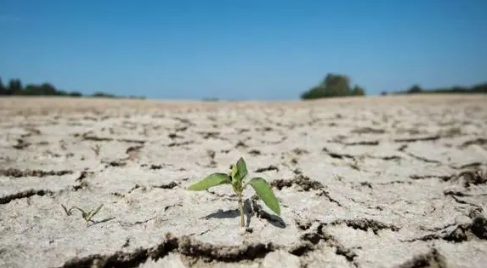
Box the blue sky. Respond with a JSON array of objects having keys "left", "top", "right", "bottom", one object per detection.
[{"left": 1, "top": 0, "right": 486, "bottom": 100}]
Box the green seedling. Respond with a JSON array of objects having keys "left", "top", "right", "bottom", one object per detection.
[
  {"left": 61, "top": 204, "right": 72, "bottom": 216},
  {"left": 61, "top": 204, "right": 103, "bottom": 224},
  {"left": 188, "top": 157, "right": 281, "bottom": 227}
]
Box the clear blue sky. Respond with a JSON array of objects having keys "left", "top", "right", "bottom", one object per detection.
[{"left": 1, "top": 0, "right": 486, "bottom": 100}]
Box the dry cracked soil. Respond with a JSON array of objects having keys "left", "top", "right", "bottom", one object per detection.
[{"left": 1, "top": 95, "right": 487, "bottom": 268}]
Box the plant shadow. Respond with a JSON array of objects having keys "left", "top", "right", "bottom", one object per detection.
[
  {"left": 202, "top": 200, "right": 286, "bottom": 229},
  {"left": 244, "top": 199, "right": 286, "bottom": 229},
  {"left": 88, "top": 217, "right": 116, "bottom": 226},
  {"left": 203, "top": 209, "right": 240, "bottom": 219}
]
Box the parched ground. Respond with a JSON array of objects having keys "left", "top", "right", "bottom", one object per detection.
[{"left": 1, "top": 95, "right": 486, "bottom": 268}]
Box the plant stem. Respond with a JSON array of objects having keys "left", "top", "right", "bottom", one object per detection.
[{"left": 238, "top": 191, "right": 245, "bottom": 227}]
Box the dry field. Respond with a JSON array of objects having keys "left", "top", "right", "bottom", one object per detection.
[{"left": 1, "top": 95, "right": 486, "bottom": 268}]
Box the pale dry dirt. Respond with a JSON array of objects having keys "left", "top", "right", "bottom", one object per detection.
[{"left": 1, "top": 95, "right": 487, "bottom": 268}]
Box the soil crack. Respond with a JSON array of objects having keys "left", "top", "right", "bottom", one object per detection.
[
  {"left": 343, "top": 140, "right": 380, "bottom": 146},
  {"left": 393, "top": 135, "right": 441, "bottom": 143},
  {"left": 255, "top": 165, "right": 279, "bottom": 173},
  {"left": 450, "top": 168, "right": 487, "bottom": 187},
  {"left": 289, "top": 223, "right": 358, "bottom": 266},
  {"left": 403, "top": 213, "right": 487, "bottom": 243},
  {"left": 330, "top": 218, "right": 400, "bottom": 234},
  {"left": 0, "top": 168, "right": 73, "bottom": 178},
  {"left": 271, "top": 175, "right": 342, "bottom": 206},
  {"left": 271, "top": 175, "right": 324, "bottom": 192},
  {"left": 152, "top": 181, "right": 179, "bottom": 189},
  {"left": 0, "top": 189, "right": 54, "bottom": 205},
  {"left": 167, "top": 141, "right": 194, "bottom": 147},
  {"left": 80, "top": 133, "right": 145, "bottom": 144},
  {"left": 460, "top": 138, "right": 487, "bottom": 148},
  {"left": 60, "top": 233, "right": 276, "bottom": 268},
  {"left": 395, "top": 248, "right": 447, "bottom": 268},
  {"left": 322, "top": 147, "right": 355, "bottom": 160}
]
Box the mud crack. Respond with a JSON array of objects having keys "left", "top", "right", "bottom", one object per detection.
[
  {"left": 330, "top": 218, "right": 400, "bottom": 234},
  {"left": 198, "top": 131, "right": 227, "bottom": 140},
  {"left": 60, "top": 233, "right": 276, "bottom": 268},
  {"left": 397, "top": 144, "right": 442, "bottom": 164},
  {"left": 271, "top": 175, "right": 342, "bottom": 206},
  {"left": 343, "top": 140, "right": 380, "bottom": 146},
  {"left": 409, "top": 175, "right": 451, "bottom": 181},
  {"left": 152, "top": 181, "right": 179, "bottom": 189},
  {"left": 351, "top": 127, "right": 385, "bottom": 134},
  {"left": 0, "top": 189, "right": 54, "bottom": 205},
  {"left": 12, "top": 138, "right": 30, "bottom": 149},
  {"left": 403, "top": 152, "right": 441, "bottom": 164},
  {"left": 0, "top": 168, "right": 73, "bottom": 178},
  {"left": 393, "top": 135, "right": 441, "bottom": 143},
  {"left": 404, "top": 213, "right": 487, "bottom": 243},
  {"left": 80, "top": 133, "right": 146, "bottom": 144},
  {"left": 255, "top": 165, "right": 279, "bottom": 173},
  {"left": 396, "top": 248, "right": 447, "bottom": 268},
  {"left": 271, "top": 175, "right": 324, "bottom": 192},
  {"left": 460, "top": 138, "right": 487, "bottom": 148},
  {"left": 125, "top": 145, "right": 143, "bottom": 161},
  {"left": 322, "top": 147, "right": 355, "bottom": 159},
  {"left": 449, "top": 168, "right": 487, "bottom": 187},
  {"left": 73, "top": 171, "right": 94, "bottom": 191},
  {"left": 289, "top": 223, "right": 358, "bottom": 266},
  {"left": 167, "top": 141, "right": 194, "bottom": 147},
  {"left": 248, "top": 149, "right": 261, "bottom": 156}
]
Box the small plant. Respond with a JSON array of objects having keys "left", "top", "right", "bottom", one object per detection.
[
  {"left": 61, "top": 204, "right": 104, "bottom": 224},
  {"left": 187, "top": 157, "right": 281, "bottom": 227}
]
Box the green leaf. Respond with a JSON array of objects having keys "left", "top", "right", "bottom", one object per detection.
[
  {"left": 61, "top": 204, "right": 72, "bottom": 216},
  {"left": 187, "top": 173, "right": 231, "bottom": 191},
  {"left": 233, "top": 157, "right": 248, "bottom": 182},
  {"left": 87, "top": 204, "right": 103, "bottom": 221},
  {"left": 246, "top": 177, "right": 281, "bottom": 215}
]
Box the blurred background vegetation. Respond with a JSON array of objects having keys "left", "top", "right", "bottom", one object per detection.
[
  {"left": 300, "top": 73, "right": 487, "bottom": 100},
  {"left": 382, "top": 82, "right": 487, "bottom": 96},
  {"left": 0, "top": 76, "right": 144, "bottom": 99},
  {"left": 300, "top": 73, "right": 365, "bottom": 100},
  {"left": 0, "top": 74, "right": 485, "bottom": 100}
]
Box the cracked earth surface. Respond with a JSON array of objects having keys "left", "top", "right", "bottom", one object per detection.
[{"left": 1, "top": 95, "right": 487, "bottom": 268}]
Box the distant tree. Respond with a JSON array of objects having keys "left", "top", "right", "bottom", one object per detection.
[
  {"left": 390, "top": 81, "right": 487, "bottom": 95},
  {"left": 301, "top": 86, "right": 326, "bottom": 99},
  {"left": 351, "top": 85, "right": 365, "bottom": 96},
  {"left": 449, "top": 86, "right": 467, "bottom": 93},
  {"left": 322, "top": 73, "right": 352, "bottom": 96},
  {"left": 7, "top": 78, "right": 23, "bottom": 95},
  {"left": 69, "top": 91, "right": 82, "bottom": 97},
  {"left": 21, "top": 83, "right": 57, "bottom": 96},
  {"left": 471, "top": 83, "right": 487, "bottom": 93},
  {"left": 40, "top": 82, "right": 57, "bottom": 95},
  {"left": 0, "top": 76, "right": 5, "bottom": 95},
  {"left": 0, "top": 76, "right": 138, "bottom": 98},
  {"left": 56, "top": 90, "right": 68, "bottom": 96},
  {"left": 407, "top": 84, "right": 423, "bottom": 94},
  {"left": 22, "top": 84, "right": 38, "bottom": 95},
  {"left": 91, "top": 91, "right": 116, "bottom": 98},
  {"left": 301, "top": 73, "right": 366, "bottom": 99},
  {"left": 380, "top": 91, "right": 388, "bottom": 96}
]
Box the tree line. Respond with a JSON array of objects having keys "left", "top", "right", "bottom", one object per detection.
[
  {"left": 2, "top": 74, "right": 484, "bottom": 100},
  {"left": 300, "top": 73, "right": 486, "bottom": 100},
  {"left": 382, "top": 82, "right": 487, "bottom": 96},
  {"left": 0, "top": 76, "right": 144, "bottom": 99}
]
